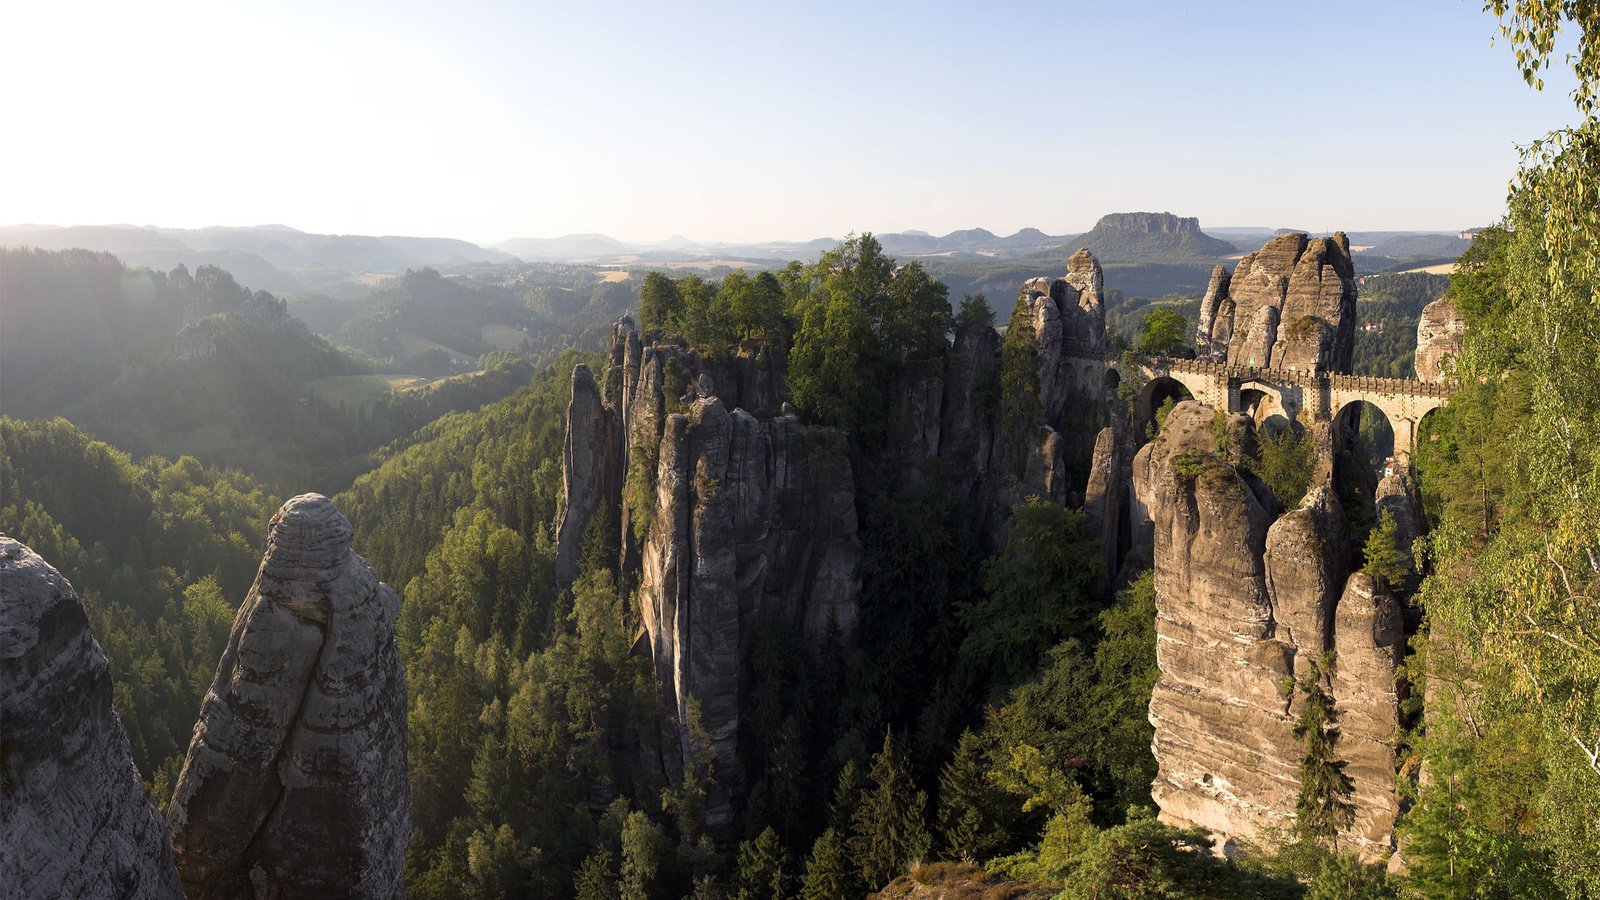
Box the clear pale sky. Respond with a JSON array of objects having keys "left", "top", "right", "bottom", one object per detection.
[{"left": 1, "top": 0, "right": 1583, "bottom": 244}]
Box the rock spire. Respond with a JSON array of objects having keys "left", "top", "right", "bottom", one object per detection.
[{"left": 166, "top": 493, "right": 410, "bottom": 898}]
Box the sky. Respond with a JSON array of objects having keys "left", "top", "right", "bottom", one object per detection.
[{"left": 0, "top": 0, "right": 1585, "bottom": 245}]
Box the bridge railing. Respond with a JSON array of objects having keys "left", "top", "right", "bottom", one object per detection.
[{"left": 1062, "top": 346, "right": 1454, "bottom": 398}]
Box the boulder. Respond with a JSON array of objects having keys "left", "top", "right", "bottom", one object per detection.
[{"left": 0, "top": 536, "right": 184, "bottom": 898}]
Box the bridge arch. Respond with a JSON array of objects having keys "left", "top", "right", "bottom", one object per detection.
[
  {"left": 1333, "top": 399, "right": 1396, "bottom": 478},
  {"left": 1239, "top": 385, "right": 1293, "bottom": 436},
  {"left": 1136, "top": 376, "right": 1194, "bottom": 436}
]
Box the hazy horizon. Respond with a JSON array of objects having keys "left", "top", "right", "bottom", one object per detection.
[
  {"left": 4, "top": 0, "right": 1581, "bottom": 245},
  {"left": 0, "top": 215, "right": 1480, "bottom": 250}
]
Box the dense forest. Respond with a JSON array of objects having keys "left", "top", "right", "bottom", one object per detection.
[{"left": 5, "top": 5, "right": 1599, "bottom": 898}]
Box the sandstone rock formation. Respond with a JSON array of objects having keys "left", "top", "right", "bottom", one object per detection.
[
  {"left": 1009, "top": 249, "right": 1112, "bottom": 491},
  {"left": 1082, "top": 426, "right": 1125, "bottom": 592},
  {"left": 937, "top": 315, "right": 1001, "bottom": 505},
  {"left": 166, "top": 494, "right": 409, "bottom": 898},
  {"left": 1331, "top": 572, "right": 1405, "bottom": 859},
  {"left": 1414, "top": 296, "right": 1465, "bottom": 383},
  {"left": 1195, "top": 233, "right": 1358, "bottom": 373},
  {"left": 554, "top": 363, "right": 621, "bottom": 585},
  {"left": 0, "top": 535, "right": 184, "bottom": 898},
  {"left": 1138, "top": 401, "right": 1404, "bottom": 861},
  {"left": 558, "top": 318, "right": 860, "bottom": 828}
]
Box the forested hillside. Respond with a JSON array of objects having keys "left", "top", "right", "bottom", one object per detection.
[{"left": 0, "top": 418, "right": 279, "bottom": 792}]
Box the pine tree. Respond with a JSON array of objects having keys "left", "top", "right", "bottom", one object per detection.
[
  {"left": 619, "top": 811, "right": 667, "bottom": 900},
  {"left": 849, "top": 728, "right": 931, "bottom": 889},
  {"left": 799, "top": 828, "right": 857, "bottom": 900},
  {"left": 575, "top": 847, "right": 620, "bottom": 900},
  {"left": 1360, "top": 511, "right": 1409, "bottom": 587},
  {"left": 1294, "top": 659, "right": 1355, "bottom": 845},
  {"left": 936, "top": 730, "right": 1004, "bottom": 861},
  {"left": 733, "top": 826, "right": 789, "bottom": 900},
  {"left": 828, "top": 759, "right": 864, "bottom": 834}
]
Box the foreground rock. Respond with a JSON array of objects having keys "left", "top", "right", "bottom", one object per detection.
[
  {"left": 0, "top": 536, "right": 184, "bottom": 898},
  {"left": 166, "top": 494, "right": 409, "bottom": 898}
]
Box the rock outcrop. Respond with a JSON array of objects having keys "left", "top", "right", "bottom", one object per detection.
[
  {"left": 1195, "top": 233, "right": 1358, "bottom": 373},
  {"left": 559, "top": 318, "right": 860, "bottom": 829},
  {"left": 1139, "top": 402, "right": 1404, "bottom": 861},
  {"left": 1082, "top": 426, "right": 1125, "bottom": 592},
  {"left": 1414, "top": 296, "right": 1464, "bottom": 383},
  {"left": 1331, "top": 572, "right": 1405, "bottom": 859},
  {"left": 1009, "top": 249, "right": 1112, "bottom": 493},
  {"left": 1137, "top": 403, "right": 1299, "bottom": 849},
  {"left": 555, "top": 363, "right": 622, "bottom": 584},
  {"left": 167, "top": 494, "right": 409, "bottom": 898},
  {"left": 0, "top": 536, "right": 184, "bottom": 898}
]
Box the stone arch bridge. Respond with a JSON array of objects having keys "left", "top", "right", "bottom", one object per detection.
[{"left": 1070, "top": 349, "right": 1455, "bottom": 461}]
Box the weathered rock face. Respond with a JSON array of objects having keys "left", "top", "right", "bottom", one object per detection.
[
  {"left": 1263, "top": 485, "right": 1350, "bottom": 688},
  {"left": 1140, "top": 402, "right": 1404, "bottom": 861},
  {"left": 167, "top": 494, "right": 409, "bottom": 899},
  {"left": 1414, "top": 296, "right": 1464, "bottom": 383},
  {"left": 560, "top": 319, "right": 861, "bottom": 829},
  {"left": 937, "top": 317, "right": 1001, "bottom": 505},
  {"left": 1332, "top": 572, "right": 1405, "bottom": 859},
  {"left": 555, "top": 363, "right": 622, "bottom": 585},
  {"left": 637, "top": 398, "right": 860, "bottom": 827},
  {"left": 1196, "top": 233, "right": 1357, "bottom": 373},
  {"left": 1195, "top": 265, "right": 1232, "bottom": 361},
  {"left": 1008, "top": 250, "right": 1111, "bottom": 494},
  {"left": 1082, "top": 425, "right": 1125, "bottom": 592},
  {"left": 0, "top": 536, "right": 184, "bottom": 898},
  {"left": 1137, "top": 403, "right": 1299, "bottom": 848},
  {"left": 1375, "top": 470, "right": 1424, "bottom": 594}
]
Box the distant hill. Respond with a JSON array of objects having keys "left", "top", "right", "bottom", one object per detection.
[
  {"left": 0, "top": 223, "right": 515, "bottom": 297},
  {"left": 0, "top": 247, "right": 364, "bottom": 485},
  {"left": 1064, "top": 212, "right": 1237, "bottom": 262}
]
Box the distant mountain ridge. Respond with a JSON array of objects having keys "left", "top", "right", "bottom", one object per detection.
[
  {"left": 0, "top": 223, "right": 516, "bottom": 296},
  {"left": 2, "top": 218, "right": 1477, "bottom": 295}
]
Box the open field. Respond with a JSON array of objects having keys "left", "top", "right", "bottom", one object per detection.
[
  {"left": 1402, "top": 262, "right": 1457, "bottom": 275},
  {"left": 396, "top": 331, "right": 466, "bottom": 358},
  {"left": 597, "top": 270, "right": 630, "bottom": 283},
  {"left": 305, "top": 374, "right": 430, "bottom": 409},
  {"left": 480, "top": 323, "right": 527, "bottom": 351}
]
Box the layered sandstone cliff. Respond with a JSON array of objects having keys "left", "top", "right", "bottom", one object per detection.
[
  {"left": 1009, "top": 249, "right": 1113, "bottom": 499},
  {"left": 0, "top": 536, "right": 184, "bottom": 898},
  {"left": 1195, "top": 233, "right": 1358, "bottom": 373},
  {"left": 166, "top": 494, "right": 410, "bottom": 898},
  {"left": 558, "top": 318, "right": 859, "bottom": 828},
  {"left": 1137, "top": 401, "right": 1406, "bottom": 860},
  {"left": 1414, "top": 296, "right": 1465, "bottom": 384}
]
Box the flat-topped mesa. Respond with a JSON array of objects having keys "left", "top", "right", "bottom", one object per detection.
[
  {"left": 557, "top": 317, "right": 860, "bottom": 829},
  {"left": 0, "top": 536, "right": 184, "bottom": 898},
  {"left": 167, "top": 493, "right": 409, "bottom": 899},
  {"left": 1195, "top": 232, "right": 1357, "bottom": 373},
  {"left": 1135, "top": 401, "right": 1405, "bottom": 862}
]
